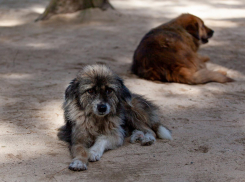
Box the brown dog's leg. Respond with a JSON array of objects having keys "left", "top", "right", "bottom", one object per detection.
[
  {"left": 192, "top": 69, "right": 234, "bottom": 84},
  {"left": 217, "top": 69, "right": 228, "bottom": 76},
  {"left": 69, "top": 144, "right": 89, "bottom": 171},
  {"left": 177, "top": 67, "right": 234, "bottom": 84}
]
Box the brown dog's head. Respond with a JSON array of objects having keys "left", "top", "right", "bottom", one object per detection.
[{"left": 179, "top": 14, "right": 214, "bottom": 44}]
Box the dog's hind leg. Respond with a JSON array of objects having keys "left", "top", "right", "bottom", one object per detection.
[
  {"left": 128, "top": 95, "right": 172, "bottom": 145},
  {"left": 130, "top": 130, "right": 144, "bottom": 143},
  {"left": 132, "top": 125, "right": 172, "bottom": 145},
  {"left": 130, "top": 129, "right": 157, "bottom": 146},
  {"left": 177, "top": 68, "right": 233, "bottom": 84},
  {"left": 129, "top": 122, "right": 157, "bottom": 146},
  {"left": 141, "top": 132, "right": 157, "bottom": 146},
  {"left": 192, "top": 69, "right": 234, "bottom": 84}
]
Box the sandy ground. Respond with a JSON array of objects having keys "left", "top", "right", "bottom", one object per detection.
[{"left": 0, "top": 0, "right": 245, "bottom": 181}]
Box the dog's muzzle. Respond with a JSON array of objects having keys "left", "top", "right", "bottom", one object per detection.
[
  {"left": 201, "top": 38, "right": 209, "bottom": 44},
  {"left": 202, "top": 29, "right": 214, "bottom": 44},
  {"left": 97, "top": 104, "right": 107, "bottom": 115},
  {"left": 208, "top": 29, "right": 214, "bottom": 38}
]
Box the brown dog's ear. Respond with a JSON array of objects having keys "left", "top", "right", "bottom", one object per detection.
[
  {"left": 117, "top": 77, "right": 132, "bottom": 106},
  {"left": 186, "top": 22, "right": 200, "bottom": 40}
]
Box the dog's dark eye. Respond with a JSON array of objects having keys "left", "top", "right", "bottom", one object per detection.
[
  {"left": 87, "top": 89, "right": 95, "bottom": 95},
  {"left": 106, "top": 88, "right": 113, "bottom": 94}
]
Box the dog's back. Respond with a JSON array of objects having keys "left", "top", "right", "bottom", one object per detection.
[
  {"left": 132, "top": 15, "right": 201, "bottom": 82},
  {"left": 132, "top": 13, "right": 233, "bottom": 84},
  {"left": 132, "top": 27, "right": 196, "bottom": 81}
]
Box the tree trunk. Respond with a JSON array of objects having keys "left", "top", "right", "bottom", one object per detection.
[{"left": 35, "top": 0, "right": 114, "bottom": 21}]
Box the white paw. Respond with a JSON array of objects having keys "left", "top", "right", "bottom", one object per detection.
[
  {"left": 89, "top": 150, "right": 103, "bottom": 162},
  {"left": 69, "top": 159, "right": 87, "bottom": 171},
  {"left": 141, "top": 133, "right": 156, "bottom": 146},
  {"left": 130, "top": 130, "right": 144, "bottom": 143}
]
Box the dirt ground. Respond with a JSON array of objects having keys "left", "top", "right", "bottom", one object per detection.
[{"left": 0, "top": 0, "right": 245, "bottom": 181}]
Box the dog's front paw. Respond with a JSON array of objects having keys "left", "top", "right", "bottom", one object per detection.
[
  {"left": 141, "top": 133, "right": 156, "bottom": 146},
  {"left": 89, "top": 150, "right": 103, "bottom": 162},
  {"left": 69, "top": 159, "right": 87, "bottom": 171}
]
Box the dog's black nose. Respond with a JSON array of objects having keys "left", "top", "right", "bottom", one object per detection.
[
  {"left": 208, "top": 30, "right": 214, "bottom": 38},
  {"left": 97, "top": 104, "right": 107, "bottom": 113}
]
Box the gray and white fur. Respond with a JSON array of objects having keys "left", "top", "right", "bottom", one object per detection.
[{"left": 58, "top": 64, "right": 172, "bottom": 171}]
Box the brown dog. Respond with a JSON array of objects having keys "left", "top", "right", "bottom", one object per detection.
[{"left": 131, "top": 13, "right": 233, "bottom": 84}]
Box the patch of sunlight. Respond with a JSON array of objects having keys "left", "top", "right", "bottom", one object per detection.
[
  {"left": 206, "top": 40, "right": 230, "bottom": 47},
  {"left": 114, "top": 0, "right": 245, "bottom": 20},
  {"left": 30, "top": 6, "right": 45, "bottom": 14},
  {"left": 125, "top": 77, "right": 202, "bottom": 98},
  {"left": 41, "top": 100, "right": 63, "bottom": 125},
  {"left": 128, "top": 0, "right": 174, "bottom": 7},
  {"left": 172, "top": 5, "right": 245, "bottom": 19},
  {"left": 0, "top": 123, "right": 18, "bottom": 136},
  {"left": 113, "top": 0, "right": 174, "bottom": 8},
  {"left": 212, "top": 0, "right": 243, "bottom": 5},
  {"left": 206, "top": 20, "right": 238, "bottom": 28},
  {"left": 0, "top": 19, "right": 24, "bottom": 27},
  {"left": 26, "top": 43, "right": 54, "bottom": 49},
  {"left": 0, "top": 73, "right": 31, "bottom": 79},
  {"left": 0, "top": 133, "right": 48, "bottom": 163}
]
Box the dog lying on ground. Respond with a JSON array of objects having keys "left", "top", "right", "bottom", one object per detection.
[
  {"left": 58, "top": 64, "right": 172, "bottom": 171},
  {"left": 131, "top": 13, "right": 233, "bottom": 84}
]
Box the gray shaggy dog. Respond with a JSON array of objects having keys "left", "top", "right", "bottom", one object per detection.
[{"left": 58, "top": 64, "right": 172, "bottom": 171}]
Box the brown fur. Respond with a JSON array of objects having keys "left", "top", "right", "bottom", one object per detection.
[
  {"left": 131, "top": 13, "right": 233, "bottom": 84},
  {"left": 58, "top": 65, "right": 172, "bottom": 171}
]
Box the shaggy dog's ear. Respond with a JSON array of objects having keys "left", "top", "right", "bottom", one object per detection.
[
  {"left": 117, "top": 78, "right": 132, "bottom": 106},
  {"left": 186, "top": 22, "right": 200, "bottom": 40},
  {"left": 65, "top": 78, "right": 79, "bottom": 100}
]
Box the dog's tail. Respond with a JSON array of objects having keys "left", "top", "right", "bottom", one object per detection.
[{"left": 156, "top": 125, "right": 172, "bottom": 140}]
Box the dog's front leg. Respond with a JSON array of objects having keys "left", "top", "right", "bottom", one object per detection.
[
  {"left": 89, "top": 132, "right": 124, "bottom": 162},
  {"left": 69, "top": 144, "right": 89, "bottom": 171}
]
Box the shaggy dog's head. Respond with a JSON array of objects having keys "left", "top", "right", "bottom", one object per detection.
[
  {"left": 178, "top": 13, "right": 214, "bottom": 44},
  {"left": 64, "top": 65, "right": 131, "bottom": 117}
]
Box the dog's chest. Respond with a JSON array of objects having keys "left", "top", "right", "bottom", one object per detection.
[{"left": 75, "top": 116, "right": 120, "bottom": 136}]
